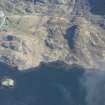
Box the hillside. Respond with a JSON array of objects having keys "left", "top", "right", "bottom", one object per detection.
[{"left": 0, "top": 0, "right": 105, "bottom": 70}]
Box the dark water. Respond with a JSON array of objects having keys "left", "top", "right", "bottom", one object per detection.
[
  {"left": 88, "top": 0, "right": 105, "bottom": 15},
  {"left": 0, "top": 62, "right": 105, "bottom": 105}
]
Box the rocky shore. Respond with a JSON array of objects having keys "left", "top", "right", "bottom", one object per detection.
[{"left": 0, "top": 0, "right": 105, "bottom": 70}]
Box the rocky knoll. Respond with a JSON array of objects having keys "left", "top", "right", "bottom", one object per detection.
[{"left": 0, "top": 0, "right": 105, "bottom": 70}]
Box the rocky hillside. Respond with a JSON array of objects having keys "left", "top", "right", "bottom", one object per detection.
[{"left": 0, "top": 0, "right": 105, "bottom": 70}]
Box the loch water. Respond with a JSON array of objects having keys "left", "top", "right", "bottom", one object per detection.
[{"left": 0, "top": 62, "right": 105, "bottom": 105}]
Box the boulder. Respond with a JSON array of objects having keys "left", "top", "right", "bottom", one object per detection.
[{"left": 1, "top": 78, "right": 15, "bottom": 87}]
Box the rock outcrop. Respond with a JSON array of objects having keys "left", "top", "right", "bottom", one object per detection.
[{"left": 0, "top": 0, "right": 105, "bottom": 70}]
